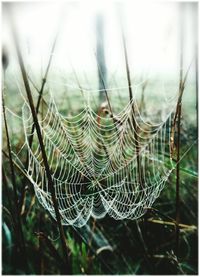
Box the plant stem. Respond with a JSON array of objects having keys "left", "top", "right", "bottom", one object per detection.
[
  {"left": 175, "top": 103, "right": 181, "bottom": 257},
  {"left": 2, "top": 87, "right": 28, "bottom": 271},
  {"left": 194, "top": 6, "right": 198, "bottom": 133},
  {"left": 2, "top": 167, "right": 19, "bottom": 236},
  {"left": 121, "top": 28, "right": 143, "bottom": 189},
  {"left": 140, "top": 80, "right": 148, "bottom": 111},
  {"left": 19, "top": 33, "right": 58, "bottom": 212},
  {"left": 175, "top": 3, "right": 184, "bottom": 258},
  {"left": 95, "top": 56, "right": 114, "bottom": 116},
  {"left": 11, "top": 25, "right": 71, "bottom": 274}
]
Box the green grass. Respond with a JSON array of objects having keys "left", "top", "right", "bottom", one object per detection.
[{"left": 2, "top": 85, "right": 198, "bottom": 274}]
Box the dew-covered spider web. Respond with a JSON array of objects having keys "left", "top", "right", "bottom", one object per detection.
[{"left": 12, "top": 85, "right": 179, "bottom": 228}]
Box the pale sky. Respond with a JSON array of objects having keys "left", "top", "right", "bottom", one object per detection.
[{"left": 2, "top": 1, "right": 197, "bottom": 82}]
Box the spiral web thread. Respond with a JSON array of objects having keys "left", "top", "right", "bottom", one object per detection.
[{"left": 12, "top": 88, "right": 177, "bottom": 228}]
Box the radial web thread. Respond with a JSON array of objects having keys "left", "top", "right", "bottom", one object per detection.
[{"left": 12, "top": 88, "right": 178, "bottom": 228}]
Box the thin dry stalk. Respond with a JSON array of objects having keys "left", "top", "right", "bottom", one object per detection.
[
  {"left": 175, "top": 101, "right": 181, "bottom": 257},
  {"left": 19, "top": 33, "right": 58, "bottom": 212},
  {"left": 147, "top": 218, "right": 196, "bottom": 232},
  {"left": 86, "top": 219, "right": 96, "bottom": 274},
  {"left": 95, "top": 53, "right": 124, "bottom": 172},
  {"left": 121, "top": 29, "right": 143, "bottom": 189},
  {"left": 11, "top": 24, "right": 71, "bottom": 274},
  {"left": 96, "top": 62, "right": 114, "bottom": 116},
  {"left": 2, "top": 90, "right": 28, "bottom": 270},
  {"left": 35, "top": 231, "right": 68, "bottom": 274},
  {"left": 140, "top": 80, "right": 148, "bottom": 111},
  {"left": 135, "top": 221, "right": 153, "bottom": 273},
  {"left": 193, "top": 3, "right": 198, "bottom": 131},
  {"left": 175, "top": 4, "right": 184, "bottom": 257},
  {"left": 2, "top": 167, "right": 16, "bottom": 224}
]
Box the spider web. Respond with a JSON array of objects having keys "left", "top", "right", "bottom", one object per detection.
[{"left": 12, "top": 87, "right": 177, "bottom": 228}]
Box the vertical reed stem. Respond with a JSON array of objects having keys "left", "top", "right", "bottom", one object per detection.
[
  {"left": 175, "top": 102, "right": 181, "bottom": 257},
  {"left": 2, "top": 167, "right": 17, "bottom": 231},
  {"left": 175, "top": 2, "right": 184, "bottom": 258},
  {"left": 121, "top": 29, "right": 143, "bottom": 189},
  {"left": 19, "top": 33, "right": 58, "bottom": 212},
  {"left": 2, "top": 86, "right": 28, "bottom": 270},
  {"left": 11, "top": 24, "right": 71, "bottom": 274},
  {"left": 194, "top": 6, "right": 198, "bottom": 132}
]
